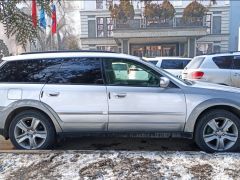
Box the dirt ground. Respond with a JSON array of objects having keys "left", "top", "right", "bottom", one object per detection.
[{"left": 1, "top": 151, "right": 240, "bottom": 179}]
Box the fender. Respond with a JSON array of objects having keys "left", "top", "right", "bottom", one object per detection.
[
  {"left": 184, "top": 98, "right": 240, "bottom": 133},
  {"left": 0, "top": 99, "right": 63, "bottom": 137}
]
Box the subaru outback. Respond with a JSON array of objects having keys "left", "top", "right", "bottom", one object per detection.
[{"left": 0, "top": 51, "right": 240, "bottom": 153}]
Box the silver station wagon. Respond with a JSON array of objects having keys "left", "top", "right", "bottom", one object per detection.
[{"left": 0, "top": 51, "right": 240, "bottom": 152}]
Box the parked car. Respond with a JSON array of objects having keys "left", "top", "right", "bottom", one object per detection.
[
  {"left": 1, "top": 51, "right": 240, "bottom": 152},
  {"left": 182, "top": 52, "right": 240, "bottom": 87},
  {"left": 144, "top": 57, "right": 191, "bottom": 77}
]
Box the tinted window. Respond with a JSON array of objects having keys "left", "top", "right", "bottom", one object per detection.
[
  {"left": 104, "top": 58, "right": 160, "bottom": 87},
  {"left": 186, "top": 57, "right": 205, "bottom": 69},
  {"left": 161, "top": 60, "right": 183, "bottom": 69},
  {"left": 0, "top": 59, "right": 62, "bottom": 83},
  {"left": 149, "top": 61, "right": 158, "bottom": 65},
  {"left": 49, "top": 58, "right": 103, "bottom": 85},
  {"left": 182, "top": 60, "right": 190, "bottom": 68},
  {"left": 233, "top": 56, "right": 240, "bottom": 69},
  {"left": 212, "top": 56, "right": 233, "bottom": 69}
]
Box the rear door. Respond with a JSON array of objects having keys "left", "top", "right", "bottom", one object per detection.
[
  {"left": 40, "top": 57, "right": 108, "bottom": 132},
  {"left": 231, "top": 56, "right": 240, "bottom": 87}
]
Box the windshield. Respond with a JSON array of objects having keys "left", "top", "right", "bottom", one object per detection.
[
  {"left": 185, "top": 57, "right": 205, "bottom": 69},
  {"left": 145, "top": 60, "right": 193, "bottom": 86}
]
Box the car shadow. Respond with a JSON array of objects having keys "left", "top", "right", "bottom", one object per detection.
[{"left": 55, "top": 137, "right": 200, "bottom": 151}]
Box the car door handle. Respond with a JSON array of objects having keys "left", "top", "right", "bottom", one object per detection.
[
  {"left": 113, "top": 93, "right": 127, "bottom": 98},
  {"left": 46, "top": 92, "right": 60, "bottom": 97}
]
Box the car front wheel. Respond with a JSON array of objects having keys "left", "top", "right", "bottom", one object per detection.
[
  {"left": 195, "top": 110, "right": 240, "bottom": 153},
  {"left": 9, "top": 110, "right": 55, "bottom": 150}
]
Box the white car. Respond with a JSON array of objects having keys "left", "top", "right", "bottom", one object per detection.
[
  {"left": 144, "top": 57, "right": 191, "bottom": 77},
  {"left": 182, "top": 52, "right": 240, "bottom": 87}
]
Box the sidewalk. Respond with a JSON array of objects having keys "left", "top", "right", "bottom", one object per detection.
[{"left": 0, "top": 136, "right": 13, "bottom": 150}]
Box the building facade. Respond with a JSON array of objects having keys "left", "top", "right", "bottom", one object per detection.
[{"left": 79, "top": 0, "right": 236, "bottom": 58}]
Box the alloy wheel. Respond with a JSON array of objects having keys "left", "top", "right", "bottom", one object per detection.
[
  {"left": 14, "top": 117, "right": 48, "bottom": 149},
  {"left": 203, "top": 117, "right": 238, "bottom": 151}
]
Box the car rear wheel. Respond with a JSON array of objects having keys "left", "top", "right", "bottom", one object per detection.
[
  {"left": 195, "top": 110, "right": 240, "bottom": 153},
  {"left": 9, "top": 110, "right": 55, "bottom": 150}
]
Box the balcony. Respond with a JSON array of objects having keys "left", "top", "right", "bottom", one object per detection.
[{"left": 113, "top": 17, "right": 210, "bottom": 39}]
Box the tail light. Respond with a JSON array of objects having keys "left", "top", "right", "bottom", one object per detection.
[{"left": 191, "top": 71, "right": 204, "bottom": 79}]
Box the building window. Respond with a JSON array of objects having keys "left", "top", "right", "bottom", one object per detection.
[
  {"left": 106, "top": 0, "right": 113, "bottom": 9},
  {"left": 212, "top": 16, "right": 222, "bottom": 34},
  {"left": 97, "top": 46, "right": 118, "bottom": 52},
  {"left": 96, "top": 0, "right": 103, "bottom": 9},
  {"left": 97, "top": 17, "right": 104, "bottom": 37},
  {"left": 97, "top": 17, "right": 113, "bottom": 37},
  {"left": 213, "top": 45, "right": 221, "bottom": 53},
  {"left": 107, "top": 17, "right": 113, "bottom": 37},
  {"left": 196, "top": 43, "right": 213, "bottom": 55}
]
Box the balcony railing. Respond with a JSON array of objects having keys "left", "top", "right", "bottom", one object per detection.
[{"left": 113, "top": 17, "right": 208, "bottom": 30}]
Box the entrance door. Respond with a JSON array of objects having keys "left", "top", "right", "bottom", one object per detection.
[{"left": 103, "top": 58, "right": 186, "bottom": 132}]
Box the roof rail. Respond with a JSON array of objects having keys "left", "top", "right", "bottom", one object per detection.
[
  {"left": 21, "top": 50, "right": 117, "bottom": 55},
  {"left": 205, "top": 51, "right": 240, "bottom": 55}
]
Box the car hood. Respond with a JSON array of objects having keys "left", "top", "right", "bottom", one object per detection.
[{"left": 191, "top": 81, "right": 240, "bottom": 94}]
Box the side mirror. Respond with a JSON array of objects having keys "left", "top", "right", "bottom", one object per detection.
[{"left": 160, "top": 77, "right": 170, "bottom": 88}]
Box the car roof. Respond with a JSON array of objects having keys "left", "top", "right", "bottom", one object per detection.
[
  {"left": 145, "top": 57, "right": 191, "bottom": 61},
  {"left": 194, "top": 52, "right": 240, "bottom": 59},
  {"left": 2, "top": 52, "right": 141, "bottom": 62}
]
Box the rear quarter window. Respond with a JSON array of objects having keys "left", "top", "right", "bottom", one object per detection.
[
  {"left": 0, "top": 59, "right": 63, "bottom": 83},
  {"left": 212, "top": 56, "right": 233, "bottom": 69}
]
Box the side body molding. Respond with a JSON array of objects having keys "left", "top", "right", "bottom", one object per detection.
[
  {"left": 0, "top": 99, "right": 63, "bottom": 137},
  {"left": 184, "top": 98, "right": 240, "bottom": 133}
]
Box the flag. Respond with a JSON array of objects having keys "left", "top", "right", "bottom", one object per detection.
[
  {"left": 51, "top": 4, "right": 57, "bottom": 34},
  {"left": 39, "top": 6, "right": 46, "bottom": 29},
  {"left": 32, "top": 0, "right": 37, "bottom": 28}
]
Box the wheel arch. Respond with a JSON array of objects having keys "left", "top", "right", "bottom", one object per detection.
[
  {"left": 184, "top": 99, "right": 240, "bottom": 133},
  {"left": 2, "top": 100, "right": 63, "bottom": 139}
]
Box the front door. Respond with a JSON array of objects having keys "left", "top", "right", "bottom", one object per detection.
[
  {"left": 40, "top": 57, "right": 108, "bottom": 132},
  {"left": 103, "top": 58, "right": 186, "bottom": 132}
]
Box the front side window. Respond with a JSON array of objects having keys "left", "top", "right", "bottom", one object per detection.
[
  {"left": 0, "top": 59, "right": 62, "bottom": 83},
  {"left": 212, "top": 56, "right": 233, "bottom": 69},
  {"left": 104, "top": 59, "right": 160, "bottom": 87},
  {"left": 49, "top": 58, "right": 103, "bottom": 85}
]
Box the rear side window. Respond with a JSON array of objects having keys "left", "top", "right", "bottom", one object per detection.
[
  {"left": 186, "top": 57, "right": 205, "bottom": 69},
  {"left": 212, "top": 56, "right": 233, "bottom": 69},
  {"left": 161, "top": 60, "right": 185, "bottom": 69},
  {"left": 0, "top": 59, "right": 62, "bottom": 83},
  {"left": 182, "top": 60, "right": 190, "bottom": 68},
  {"left": 49, "top": 57, "right": 103, "bottom": 85},
  {"left": 161, "top": 59, "right": 189, "bottom": 69}
]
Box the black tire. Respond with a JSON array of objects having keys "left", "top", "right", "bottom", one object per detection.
[
  {"left": 195, "top": 109, "right": 240, "bottom": 153},
  {"left": 9, "top": 110, "right": 55, "bottom": 150}
]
